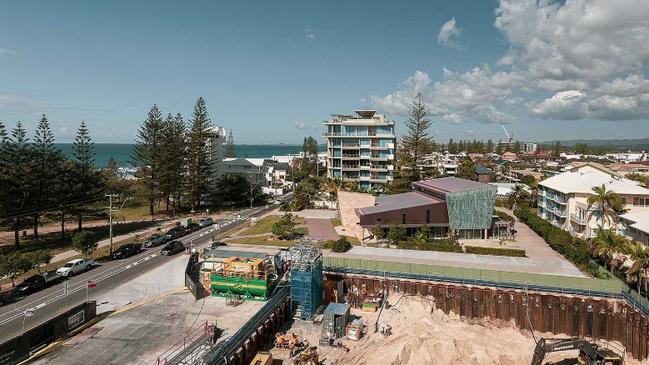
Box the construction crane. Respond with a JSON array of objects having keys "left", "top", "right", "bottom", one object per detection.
[
  {"left": 530, "top": 337, "right": 624, "bottom": 365},
  {"left": 501, "top": 124, "right": 514, "bottom": 143}
]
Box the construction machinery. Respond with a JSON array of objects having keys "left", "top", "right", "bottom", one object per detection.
[
  {"left": 291, "top": 346, "right": 319, "bottom": 365},
  {"left": 378, "top": 322, "right": 392, "bottom": 337},
  {"left": 346, "top": 319, "right": 365, "bottom": 341},
  {"left": 210, "top": 256, "right": 277, "bottom": 300},
  {"left": 531, "top": 337, "right": 624, "bottom": 365}
]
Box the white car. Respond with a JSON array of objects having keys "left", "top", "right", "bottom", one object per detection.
[{"left": 56, "top": 259, "right": 94, "bottom": 277}]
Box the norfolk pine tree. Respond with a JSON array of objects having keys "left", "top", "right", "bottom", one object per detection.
[
  {"left": 186, "top": 97, "right": 213, "bottom": 210},
  {"left": 132, "top": 105, "right": 164, "bottom": 219}
]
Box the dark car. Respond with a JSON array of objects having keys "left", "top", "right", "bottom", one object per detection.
[
  {"left": 198, "top": 217, "right": 214, "bottom": 228},
  {"left": 143, "top": 234, "right": 168, "bottom": 248},
  {"left": 161, "top": 240, "right": 184, "bottom": 256},
  {"left": 14, "top": 275, "right": 47, "bottom": 295},
  {"left": 183, "top": 223, "right": 201, "bottom": 235},
  {"left": 113, "top": 243, "right": 142, "bottom": 260},
  {"left": 165, "top": 226, "right": 185, "bottom": 240}
]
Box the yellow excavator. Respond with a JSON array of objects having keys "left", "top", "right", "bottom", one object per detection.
[{"left": 531, "top": 337, "right": 624, "bottom": 365}]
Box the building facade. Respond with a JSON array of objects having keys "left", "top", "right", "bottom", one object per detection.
[
  {"left": 537, "top": 164, "right": 649, "bottom": 238},
  {"left": 355, "top": 177, "right": 497, "bottom": 240},
  {"left": 207, "top": 126, "right": 227, "bottom": 190},
  {"left": 323, "top": 110, "right": 396, "bottom": 191}
]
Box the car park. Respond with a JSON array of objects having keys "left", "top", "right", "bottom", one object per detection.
[
  {"left": 161, "top": 241, "right": 184, "bottom": 256},
  {"left": 56, "top": 258, "right": 94, "bottom": 277},
  {"left": 143, "top": 234, "right": 168, "bottom": 248},
  {"left": 113, "top": 243, "right": 142, "bottom": 259}
]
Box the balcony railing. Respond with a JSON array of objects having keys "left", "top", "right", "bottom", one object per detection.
[
  {"left": 322, "top": 132, "right": 394, "bottom": 137},
  {"left": 570, "top": 213, "right": 588, "bottom": 225}
]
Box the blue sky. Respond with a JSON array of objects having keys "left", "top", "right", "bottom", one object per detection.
[{"left": 1, "top": 0, "right": 648, "bottom": 144}]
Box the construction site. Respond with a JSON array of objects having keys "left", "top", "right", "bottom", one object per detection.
[{"left": 174, "top": 240, "right": 649, "bottom": 365}]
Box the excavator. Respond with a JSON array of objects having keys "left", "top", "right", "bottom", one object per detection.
[{"left": 531, "top": 337, "right": 625, "bottom": 365}]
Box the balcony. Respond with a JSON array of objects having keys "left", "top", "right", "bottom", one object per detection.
[
  {"left": 341, "top": 155, "right": 360, "bottom": 160},
  {"left": 341, "top": 144, "right": 360, "bottom": 148},
  {"left": 538, "top": 200, "right": 546, "bottom": 208},
  {"left": 342, "top": 165, "right": 360, "bottom": 171},
  {"left": 370, "top": 145, "right": 389, "bottom": 150},
  {"left": 322, "top": 132, "right": 395, "bottom": 137},
  {"left": 370, "top": 155, "right": 388, "bottom": 161},
  {"left": 548, "top": 193, "right": 567, "bottom": 204},
  {"left": 553, "top": 208, "right": 567, "bottom": 217},
  {"left": 570, "top": 213, "right": 588, "bottom": 225}
]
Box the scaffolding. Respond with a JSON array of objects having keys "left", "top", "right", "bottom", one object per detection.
[{"left": 289, "top": 240, "right": 323, "bottom": 319}]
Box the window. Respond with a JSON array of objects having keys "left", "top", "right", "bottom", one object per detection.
[
  {"left": 634, "top": 197, "right": 649, "bottom": 207},
  {"left": 401, "top": 214, "right": 406, "bottom": 224},
  {"left": 426, "top": 210, "right": 431, "bottom": 224}
]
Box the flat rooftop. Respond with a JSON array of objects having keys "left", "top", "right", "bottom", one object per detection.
[
  {"left": 356, "top": 191, "right": 444, "bottom": 215},
  {"left": 413, "top": 177, "right": 493, "bottom": 194}
]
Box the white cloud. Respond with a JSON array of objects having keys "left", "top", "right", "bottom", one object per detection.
[
  {"left": 304, "top": 28, "right": 316, "bottom": 41},
  {"left": 0, "top": 48, "right": 16, "bottom": 55},
  {"left": 372, "top": 66, "right": 523, "bottom": 124},
  {"left": 293, "top": 121, "right": 307, "bottom": 129},
  {"left": 464, "top": 129, "right": 482, "bottom": 136},
  {"left": 373, "top": 0, "right": 649, "bottom": 123},
  {"left": 437, "top": 18, "right": 462, "bottom": 48}
]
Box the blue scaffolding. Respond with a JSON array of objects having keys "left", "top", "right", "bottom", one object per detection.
[{"left": 289, "top": 241, "right": 323, "bottom": 319}]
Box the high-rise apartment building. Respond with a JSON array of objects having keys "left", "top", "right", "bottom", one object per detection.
[{"left": 323, "top": 110, "right": 396, "bottom": 191}]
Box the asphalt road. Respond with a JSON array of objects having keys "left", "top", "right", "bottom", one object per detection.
[{"left": 0, "top": 199, "right": 288, "bottom": 344}]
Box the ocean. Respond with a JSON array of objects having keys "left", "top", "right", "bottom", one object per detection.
[{"left": 54, "top": 143, "right": 320, "bottom": 167}]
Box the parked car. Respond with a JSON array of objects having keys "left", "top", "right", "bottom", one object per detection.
[
  {"left": 198, "top": 217, "right": 214, "bottom": 228},
  {"left": 13, "top": 271, "right": 61, "bottom": 295},
  {"left": 161, "top": 241, "right": 184, "bottom": 256},
  {"left": 165, "top": 226, "right": 185, "bottom": 240},
  {"left": 143, "top": 234, "right": 168, "bottom": 248},
  {"left": 56, "top": 258, "right": 94, "bottom": 277},
  {"left": 113, "top": 243, "right": 142, "bottom": 260},
  {"left": 183, "top": 223, "right": 201, "bottom": 235}
]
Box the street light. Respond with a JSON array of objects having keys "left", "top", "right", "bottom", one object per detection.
[
  {"left": 106, "top": 194, "right": 132, "bottom": 256},
  {"left": 21, "top": 308, "right": 34, "bottom": 336}
]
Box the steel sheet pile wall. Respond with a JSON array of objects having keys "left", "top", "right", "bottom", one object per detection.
[{"left": 332, "top": 275, "right": 649, "bottom": 361}]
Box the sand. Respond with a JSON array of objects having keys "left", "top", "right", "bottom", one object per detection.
[{"left": 273, "top": 295, "right": 644, "bottom": 365}]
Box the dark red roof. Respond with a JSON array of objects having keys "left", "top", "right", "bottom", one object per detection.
[{"left": 355, "top": 191, "right": 444, "bottom": 215}]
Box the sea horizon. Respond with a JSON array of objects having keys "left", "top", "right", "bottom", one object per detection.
[{"left": 54, "top": 143, "right": 324, "bottom": 167}]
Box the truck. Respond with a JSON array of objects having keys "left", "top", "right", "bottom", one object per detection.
[
  {"left": 13, "top": 271, "right": 61, "bottom": 295},
  {"left": 56, "top": 258, "right": 94, "bottom": 277}
]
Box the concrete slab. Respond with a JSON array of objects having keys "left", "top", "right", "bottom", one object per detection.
[
  {"left": 32, "top": 251, "right": 264, "bottom": 365},
  {"left": 337, "top": 191, "right": 375, "bottom": 241},
  {"left": 305, "top": 219, "right": 339, "bottom": 241}
]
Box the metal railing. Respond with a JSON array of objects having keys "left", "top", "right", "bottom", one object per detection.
[
  {"left": 200, "top": 286, "right": 290, "bottom": 365},
  {"left": 322, "top": 257, "right": 649, "bottom": 317}
]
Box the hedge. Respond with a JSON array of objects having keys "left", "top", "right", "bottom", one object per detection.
[
  {"left": 396, "top": 240, "right": 463, "bottom": 253},
  {"left": 514, "top": 207, "right": 596, "bottom": 275},
  {"left": 494, "top": 210, "right": 515, "bottom": 223},
  {"left": 465, "top": 245, "right": 526, "bottom": 257}
]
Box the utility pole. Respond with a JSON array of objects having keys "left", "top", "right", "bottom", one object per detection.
[{"left": 107, "top": 194, "right": 131, "bottom": 256}]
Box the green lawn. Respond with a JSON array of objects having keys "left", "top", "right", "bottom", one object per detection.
[
  {"left": 237, "top": 215, "right": 305, "bottom": 236},
  {"left": 330, "top": 218, "right": 342, "bottom": 227},
  {"left": 226, "top": 235, "right": 294, "bottom": 247}
]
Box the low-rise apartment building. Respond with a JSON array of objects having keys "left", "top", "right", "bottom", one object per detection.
[
  {"left": 537, "top": 164, "right": 649, "bottom": 238},
  {"left": 620, "top": 211, "right": 649, "bottom": 246},
  {"left": 323, "top": 110, "right": 396, "bottom": 191}
]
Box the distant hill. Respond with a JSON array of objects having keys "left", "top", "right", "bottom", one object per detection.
[{"left": 538, "top": 138, "right": 649, "bottom": 150}]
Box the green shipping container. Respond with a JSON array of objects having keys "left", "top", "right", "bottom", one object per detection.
[{"left": 211, "top": 274, "right": 269, "bottom": 301}]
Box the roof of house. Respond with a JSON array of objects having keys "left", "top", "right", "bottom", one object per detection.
[
  {"left": 539, "top": 165, "right": 649, "bottom": 195},
  {"left": 565, "top": 162, "right": 621, "bottom": 177},
  {"left": 474, "top": 164, "right": 492, "bottom": 175},
  {"left": 620, "top": 211, "right": 649, "bottom": 235},
  {"left": 413, "top": 177, "right": 494, "bottom": 194},
  {"left": 355, "top": 191, "right": 444, "bottom": 215}
]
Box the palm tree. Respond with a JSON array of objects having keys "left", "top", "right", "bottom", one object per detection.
[
  {"left": 627, "top": 242, "right": 649, "bottom": 298},
  {"left": 591, "top": 228, "right": 629, "bottom": 272},
  {"left": 587, "top": 184, "right": 627, "bottom": 230}
]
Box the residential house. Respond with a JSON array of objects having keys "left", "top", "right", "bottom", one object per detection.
[{"left": 537, "top": 164, "right": 649, "bottom": 238}]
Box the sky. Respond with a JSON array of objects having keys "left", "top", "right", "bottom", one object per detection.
[{"left": 1, "top": 0, "right": 648, "bottom": 144}]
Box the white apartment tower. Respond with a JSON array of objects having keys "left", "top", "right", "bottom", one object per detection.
[{"left": 323, "top": 110, "right": 396, "bottom": 191}]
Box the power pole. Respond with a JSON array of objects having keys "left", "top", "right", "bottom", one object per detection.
[{"left": 107, "top": 194, "right": 113, "bottom": 256}]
